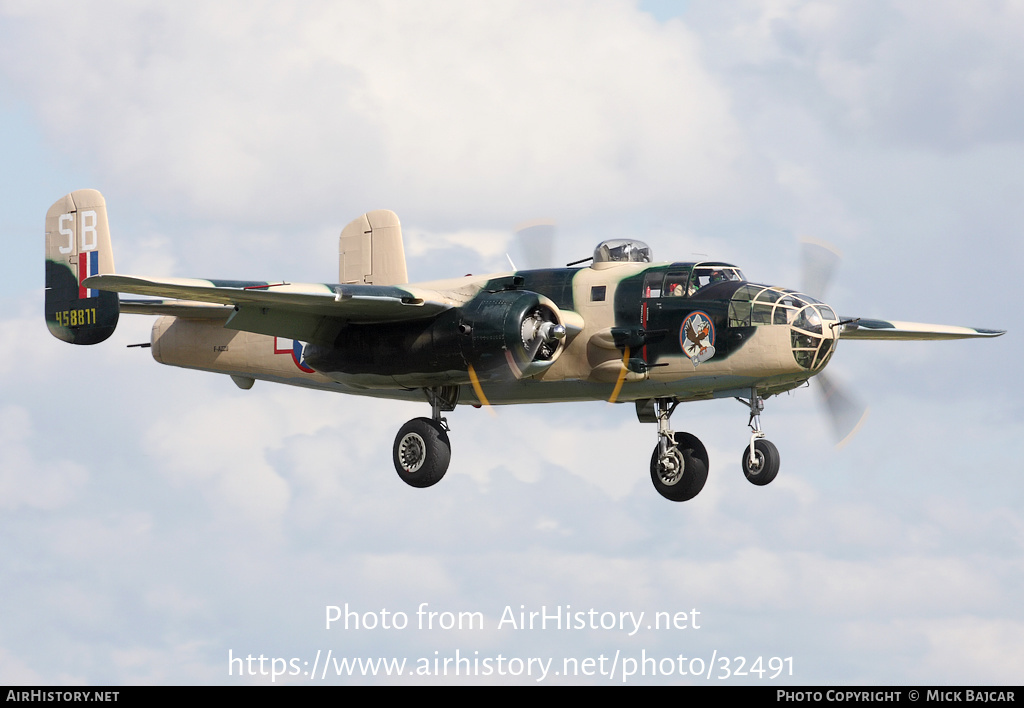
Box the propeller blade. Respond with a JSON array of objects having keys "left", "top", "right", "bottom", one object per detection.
[
  {"left": 815, "top": 370, "right": 870, "bottom": 448},
  {"left": 513, "top": 220, "right": 556, "bottom": 270},
  {"left": 800, "top": 238, "right": 842, "bottom": 301},
  {"left": 467, "top": 364, "right": 497, "bottom": 416},
  {"left": 607, "top": 346, "right": 630, "bottom": 404}
]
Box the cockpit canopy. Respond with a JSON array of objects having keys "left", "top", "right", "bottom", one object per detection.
[
  {"left": 593, "top": 239, "right": 652, "bottom": 265},
  {"left": 644, "top": 262, "right": 746, "bottom": 298},
  {"left": 689, "top": 264, "right": 744, "bottom": 291}
]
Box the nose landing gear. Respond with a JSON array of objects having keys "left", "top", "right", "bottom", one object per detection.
[
  {"left": 735, "top": 388, "right": 781, "bottom": 486},
  {"left": 741, "top": 438, "right": 780, "bottom": 485}
]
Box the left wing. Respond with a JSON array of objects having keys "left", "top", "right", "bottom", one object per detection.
[
  {"left": 85, "top": 274, "right": 455, "bottom": 343},
  {"left": 839, "top": 318, "right": 1005, "bottom": 341}
]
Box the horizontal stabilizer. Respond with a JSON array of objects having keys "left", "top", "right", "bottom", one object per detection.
[{"left": 840, "top": 318, "right": 1005, "bottom": 341}]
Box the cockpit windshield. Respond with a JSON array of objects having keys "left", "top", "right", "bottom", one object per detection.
[{"left": 689, "top": 265, "right": 744, "bottom": 292}]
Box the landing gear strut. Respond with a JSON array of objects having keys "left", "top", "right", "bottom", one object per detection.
[
  {"left": 648, "top": 398, "right": 709, "bottom": 502},
  {"left": 392, "top": 386, "right": 457, "bottom": 488},
  {"left": 735, "top": 388, "right": 780, "bottom": 486}
]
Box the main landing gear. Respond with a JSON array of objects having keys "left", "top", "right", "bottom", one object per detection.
[
  {"left": 648, "top": 398, "right": 709, "bottom": 502},
  {"left": 392, "top": 387, "right": 457, "bottom": 488}
]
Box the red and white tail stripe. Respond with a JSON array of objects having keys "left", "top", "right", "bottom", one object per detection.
[{"left": 78, "top": 250, "right": 99, "bottom": 298}]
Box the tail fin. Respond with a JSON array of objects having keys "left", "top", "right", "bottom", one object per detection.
[
  {"left": 44, "top": 189, "right": 119, "bottom": 344},
  {"left": 338, "top": 210, "right": 408, "bottom": 286}
]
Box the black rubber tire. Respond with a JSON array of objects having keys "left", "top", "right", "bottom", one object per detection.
[
  {"left": 393, "top": 418, "right": 451, "bottom": 488},
  {"left": 741, "top": 438, "right": 780, "bottom": 486},
  {"left": 650, "top": 432, "right": 709, "bottom": 502}
]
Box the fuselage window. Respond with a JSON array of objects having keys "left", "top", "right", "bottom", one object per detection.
[
  {"left": 663, "top": 272, "right": 690, "bottom": 297},
  {"left": 643, "top": 272, "right": 663, "bottom": 298},
  {"left": 591, "top": 285, "right": 607, "bottom": 302}
]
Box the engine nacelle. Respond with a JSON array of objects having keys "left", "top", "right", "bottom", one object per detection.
[{"left": 302, "top": 289, "right": 567, "bottom": 387}]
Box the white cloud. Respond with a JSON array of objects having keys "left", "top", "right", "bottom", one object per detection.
[
  {"left": 1, "top": 0, "right": 744, "bottom": 227},
  {"left": 845, "top": 617, "right": 1024, "bottom": 685},
  {"left": 0, "top": 405, "right": 88, "bottom": 511},
  {"left": 0, "top": 647, "right": 45, "bottom": 685},
  {"left": 691, "top": 0, "right": 1024, "bottom": 150},
  {"left": 404, "top": 227, "right": 512, "bottom": 263}
]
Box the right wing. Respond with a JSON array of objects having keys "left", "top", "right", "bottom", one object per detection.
[{"left": 839, "top": 318, "right": 1005, "bottom": 341}]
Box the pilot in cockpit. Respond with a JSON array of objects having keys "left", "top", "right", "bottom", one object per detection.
[{"left": 665, "top": 278, "right": 686, "bottom": 296}]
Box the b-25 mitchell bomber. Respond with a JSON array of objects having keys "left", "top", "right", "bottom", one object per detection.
[{"left": 45, "top": 190, "right": 1004, "bottom": 502}]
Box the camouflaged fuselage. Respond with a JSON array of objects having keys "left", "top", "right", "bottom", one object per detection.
[{"left": 146, "top": 261, "right": 832, "bottom": 406}]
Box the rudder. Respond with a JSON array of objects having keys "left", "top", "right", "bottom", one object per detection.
[
  {"left": 44, "top": 189, "right": 119, "bottom": 344},
  {"left": 338, "top": 210, "right": 408, "bottom": 286}
]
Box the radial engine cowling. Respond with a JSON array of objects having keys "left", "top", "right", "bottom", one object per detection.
[{"left": 458, "top": 289, "right": 567, "bottom": 381}]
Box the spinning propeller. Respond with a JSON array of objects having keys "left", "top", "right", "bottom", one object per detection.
[
  {"left": 800, "top": 238, "right": 870, "bottom": 447},
  {"left": 512, "top": 219, "right": 557, "bottom": 271},
  {"left": 468, "top": 224, "right": 565, "bottom": 411}
]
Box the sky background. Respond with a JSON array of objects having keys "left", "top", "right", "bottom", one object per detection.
[{"left": 1, "top": 0, "right": 1021, "bottom": 685}]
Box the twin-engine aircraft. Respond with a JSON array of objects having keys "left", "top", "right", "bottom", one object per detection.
[{"left": 45, "top": 189, "right": 1004, "bottom": 502}]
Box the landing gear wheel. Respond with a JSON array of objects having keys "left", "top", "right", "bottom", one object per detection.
[
  {"left": 393, "top": 417, "right": 451, "bottom": 488},
  {"left": 741, "top": 438, "right": 780, "bottom": 486},
  {"left": 650, "top": 432, "right": 709, "bottom": 502}
]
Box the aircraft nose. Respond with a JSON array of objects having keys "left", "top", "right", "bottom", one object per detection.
[{"left": 790, "top": 301, "right": 837, "bottom": 370}]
